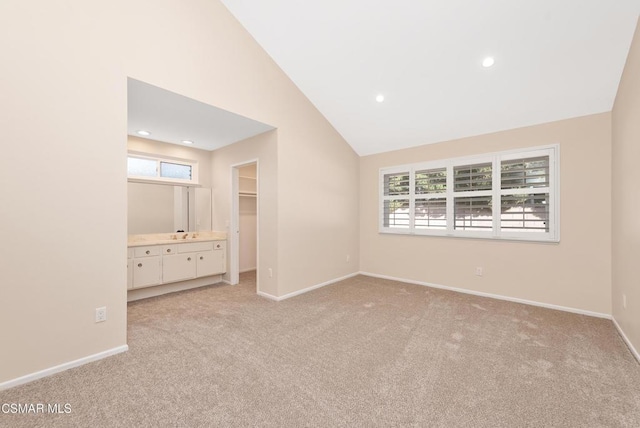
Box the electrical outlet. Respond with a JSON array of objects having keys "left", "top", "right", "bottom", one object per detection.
[
  {"left": 346, "top": 254, "right": 350, "bottom": 263},
  {"left": 268, "top": 268, "right": 273, "bottom": 278},
  {"left": 475, "top": 267, "right": 483, "bottom": 276},
  {"left": 623, "top": 294, "right": 627, "bottom": 309},
  {"left": 95, "top": 307, "right": 107, "bottom": 323}
]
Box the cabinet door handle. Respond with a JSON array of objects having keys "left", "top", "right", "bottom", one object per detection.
[
  {"left": 166, "top": 249, "right": 171, "bottom": 253},
  {"left": 145, "top": 250, "right": 150, "bottom": 255},
  {"left": 187, "top": 257, "right": 191, "bottom": 261},
  {"left": 200, "top": 256, "right": 203, "bottom": 260},
  {"left": 137, "top": 263, "right": 142, "bottom": 267}
]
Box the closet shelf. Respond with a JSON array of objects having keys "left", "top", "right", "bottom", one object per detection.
[{"left": 240, "top": 191, "right": 257, "bottom": 197}]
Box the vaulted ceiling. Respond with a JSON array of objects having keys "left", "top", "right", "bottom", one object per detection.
[{"left": 221, "top": 1, "right": 640, "bottom": 155}]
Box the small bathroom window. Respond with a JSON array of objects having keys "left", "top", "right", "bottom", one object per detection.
[
  {"left": 127, "top": 157, "right": 157, "bottom": 177},
  {"left": 160, "top": 161, "right": 192, "bottom": 180},
  {"left": 127, "top": 152, "right": 198, "bottom": 184}
]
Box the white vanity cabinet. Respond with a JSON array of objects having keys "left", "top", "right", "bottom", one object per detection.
[
  {"left": 197, "top": 241, "right": 226, "bottom": 277},
  {"left": 132, "top": 245, "right": 162, "bottom": 288},
  {"left": 162, "top": 244, "right": 197, "bottom": 283},
  {"left": 129, "top": 239, "right": 226, "bottom": 290}
]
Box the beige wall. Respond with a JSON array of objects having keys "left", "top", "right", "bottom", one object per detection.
[
  {"left": 612, "top": 18, "right": 640, "bottom": 353},
  {"left": 360, "top": 113, "right": 612, "bottom": 314},
  {"left": 277, "top": 125, "right": 361, "bottom": 296},
  {"left": 210, "top": 131, "right": 278, "bottom": 296},
  {"left": 0, "top": 0, "right": 358, "bottom": 384},
  {"left": 0, "top": 1, "right": 128, "bottom": 385}
]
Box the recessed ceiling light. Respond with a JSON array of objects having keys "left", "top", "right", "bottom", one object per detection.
[
  {"left": 376, "top": 94, "right": 385, "bottom": 103},
  {"left": 136, "top": 130, "right": 151, "bottom": 136},
  {"left": 482, "top": 57, "right": 495, "bottom": 68},
  {"left": 181, "top": 140, "right": 194, "bottom": 145}
]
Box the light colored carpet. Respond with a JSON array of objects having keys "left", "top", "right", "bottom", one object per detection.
[{"left": 1, "top": 272, "right": 639, "bottom": 427}]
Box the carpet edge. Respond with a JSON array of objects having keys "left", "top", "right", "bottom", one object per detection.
[
  {"left": 613, "top": 317, "right": 640, "bottom": 364},
  {"left": 359, "top": 271, "right": 611, "bottom": 319}
]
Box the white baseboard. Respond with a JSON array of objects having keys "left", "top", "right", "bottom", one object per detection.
[
  {"left": 256, "top": 290, "right": 279, "bottom": 301},
  {"left": 127, "top": 276, "right": 222, "bottom": 302},
  {"left": 359, "top": 271, "right": 612, "bottom": 319},
  {"left": 612, "top": 317, "right": 640, "bottom": 363},
  {"left": 0, "top": 345, "right": 129, "bottom": 391},
  {"left": 257, "top": 272, "right": 360, "bottom": 302},
  {"left": 240, "top": 267, "right": 257, "bottom": 273}
]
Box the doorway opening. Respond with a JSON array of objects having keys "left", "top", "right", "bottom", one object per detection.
[{"left": 230, "top": 161, "right": 258, "bottom": 291}]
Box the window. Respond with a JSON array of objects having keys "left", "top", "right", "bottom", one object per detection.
[
  {"left": 382, "top": 172, "right": 410, "bottom": 228},
  {"left": 500, "top": 155, "right": 550, "bottom": 234},
  {"left": 127, "top": 152, "right": 198, "bottom": 184},
  {"left": 379, "top": 145, "right": 559, "bottom": 242},
  {"left": 159, "top": 162, "right": 192, "bottom": 180},
  {"left": 127, "top": 157, "right": 157, "bottom": 177},
  {"left": 415, "top": 167, "right": 446, "bottom": 230}
]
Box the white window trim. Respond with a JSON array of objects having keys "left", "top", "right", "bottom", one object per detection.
[
  {"left": 379, "top": 144, "right": 560, "bottom": 243},
  {"left": 127, "top": 151, "right": 199, "bottom": 185}
]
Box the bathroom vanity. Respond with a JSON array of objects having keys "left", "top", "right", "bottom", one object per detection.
[{"left": 127, "top": 231, "right": 227, "bottom": 301}]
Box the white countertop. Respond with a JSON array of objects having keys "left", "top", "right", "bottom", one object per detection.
[{"left": 128, "top": 231, "right": 227, "bottom": 247}]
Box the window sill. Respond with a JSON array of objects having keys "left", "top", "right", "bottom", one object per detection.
[
  {"left": 378, "top": 229, "right": 560, "bottom": 244},
  {"left": 127, "top": 177, "right": 201, "bottom": 187}
]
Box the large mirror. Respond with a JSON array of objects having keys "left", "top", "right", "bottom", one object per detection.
[{"left": 127, "top": 182, "right": 212, "bottom": 235}]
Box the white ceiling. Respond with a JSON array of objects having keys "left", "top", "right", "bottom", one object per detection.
[
  {"left": 220, "top": 0, "right": 640, "bottom": 156},
  {"left": 127, "top": 79, "right": 274, "bottom": 151}
]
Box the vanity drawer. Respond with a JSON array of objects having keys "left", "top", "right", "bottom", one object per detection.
[
  {"left": 134, "top": 246, "right": 161, "bottom": 258},
  {"left": 178, "top": 241, "right": 214, "bottom": 253},
  {"left": 162, "top": 245, "right": 178, "bottom": 255}
]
